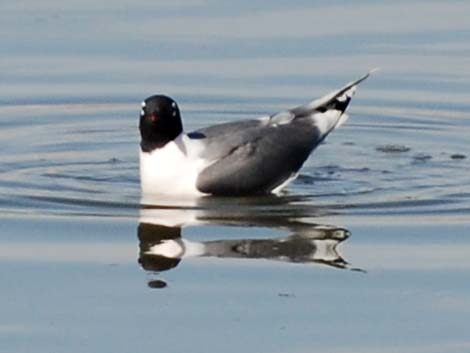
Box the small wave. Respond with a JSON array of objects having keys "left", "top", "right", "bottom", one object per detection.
[
  {"left": 412, "top": 153, "right": 433, "bottom": 162},
  {"left": 450, "top": 153, "right": 466, "bottom": 160},
  {"left": 376, "top": 144, "right": 411, "bottom": 153}
]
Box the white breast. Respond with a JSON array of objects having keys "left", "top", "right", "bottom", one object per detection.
[{"left": 139, "top": 134, "right": 210, "bottom": 197}]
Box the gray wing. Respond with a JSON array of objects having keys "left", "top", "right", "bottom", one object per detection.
[
  {"left": 191, "top": 71, "right": 374, "bottom": 195},
  {"left": 190, "top": 118, "right": 322, "bottom": 195}
]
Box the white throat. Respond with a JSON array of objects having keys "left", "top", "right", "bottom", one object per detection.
[{"left": 139, "top": 134, "right": 209, "bottom": 197}]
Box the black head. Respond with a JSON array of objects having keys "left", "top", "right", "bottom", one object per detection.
[{"left": 139, "top": 95, "right": 183, "bottom": 152}]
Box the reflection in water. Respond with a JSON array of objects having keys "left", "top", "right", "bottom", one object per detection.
[
  {"left": 137, "top": 199, "right": 358, "bottom": 288},
  {"left": 138, "top": 223, "right": 349, "bottom": 269}
]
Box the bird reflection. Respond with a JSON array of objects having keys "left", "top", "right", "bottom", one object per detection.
[{"left": 138, "top": 195, "right": 357, "bottom": 288}]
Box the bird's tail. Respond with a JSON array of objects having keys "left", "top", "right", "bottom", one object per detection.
[
  {"left": 294, "top": 68, "right": 378, "bottom": 116},
  {"left": 290, "top": 69, "right": 378, "bottom": 136}
]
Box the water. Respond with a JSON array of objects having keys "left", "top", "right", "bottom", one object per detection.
[{"left": 1, "top": 1, "right": 470, "bottom": 352}]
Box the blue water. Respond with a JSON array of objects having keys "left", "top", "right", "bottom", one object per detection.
[{"left": 1, "top": 1, "right": 470, "bottom": 352}]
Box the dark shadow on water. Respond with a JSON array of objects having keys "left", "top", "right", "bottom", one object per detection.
[{"left": 138, "top": 195, "right": 360, "bottom": 289}]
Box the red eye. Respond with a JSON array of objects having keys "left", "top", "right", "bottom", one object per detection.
[{"left": 149, "top": 113, "right": 158, "bottom": 122}]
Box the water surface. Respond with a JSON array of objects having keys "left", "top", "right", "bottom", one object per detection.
[{"left": 1, "top": 1, "right": 470, "bottom": 353}]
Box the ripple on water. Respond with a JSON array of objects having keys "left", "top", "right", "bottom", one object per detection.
[
  {"left": 450, "top": 153, "right": 466, "bottom": 160},
  {"left": 375, "top": 144, "right": 411, "bottom": 153},
  {"left": 0, "top": 101, "right": 469, "bottom": 221}
]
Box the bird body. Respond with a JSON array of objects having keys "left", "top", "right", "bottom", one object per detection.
[
  {"left": 139, "top": 71, "right": 373, "bottom": 197},
  {"left": 140, "top": 134, "right": 208, "bottom": 196}
]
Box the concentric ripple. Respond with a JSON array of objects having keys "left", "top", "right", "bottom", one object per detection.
[{"left": 0, "top": 99, "right": 469, "bottom": 221}]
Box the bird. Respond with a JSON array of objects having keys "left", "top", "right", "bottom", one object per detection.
[{"left": 139, "top": 71, "right": 374, "bottom": 197}]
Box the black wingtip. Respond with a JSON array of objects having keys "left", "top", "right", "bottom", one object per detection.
[
  {"left": 315, "top": 69, "right": 379, "bottom": 114},
  {"left": 316, "top": 95, "right": 352, "bottom": 114}
]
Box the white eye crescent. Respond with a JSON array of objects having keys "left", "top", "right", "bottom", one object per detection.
[
  {"left": 140, "top": 109, "right": 145, "bottom": 116},
  {"left": 141, "top": 101, "right": 146, "bottom": 107},
  {"left": 171, "top": 102, "right": 176, "bottom": 108}
]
